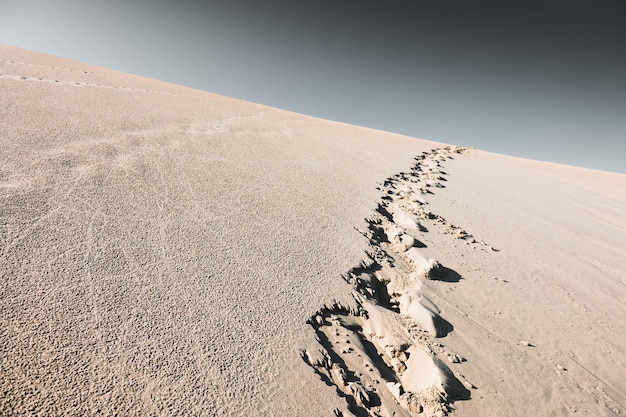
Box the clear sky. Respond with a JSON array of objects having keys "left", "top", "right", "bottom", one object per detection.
[{"left": 1, "top": 0, "right": 625, "bottom": 173}]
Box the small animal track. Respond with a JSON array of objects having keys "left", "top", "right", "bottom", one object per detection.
[
  {"left": 4, "top": 59, "right": 99, "bottom": 75},
  {"left": 0, "top": 71, "right": 205, "bottom": 98},
  {"left": 301, "top": 147, "right": 486, "bottom": 417}
]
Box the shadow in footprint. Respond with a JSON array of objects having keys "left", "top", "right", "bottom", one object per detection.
[
  {"left": 412, "top": 238, "right": 427, "bottom": 248},
  {"left": 444, "top": 371, "right": 472, "bottom": 401},
  {"left": 367, "top": 223, "right": 389, "bottom": 243},
  {"left": 307, "top": 362, "right": 371, "bottom": 417},
  {"left": 349, "top": 264, "right": 393, "bottom": 309},
  {"left": 375, "top": 203, "right": 393, "bottom": 222},
  {"left": 433, "top": 315, "right": 454, "bottom": 338},
  {"left": 435, "top": 267, "right": 463, "bottom": 283},
  {"left": 309, "top": 323, "right": 383, "bottom": 415},
  {"left": 357, "top": 332, "right": 399, "bottom": 384}
]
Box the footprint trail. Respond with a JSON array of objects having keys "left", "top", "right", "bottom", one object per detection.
[{"left": 301, "top": 147, "right": 487, "bottom": 417}]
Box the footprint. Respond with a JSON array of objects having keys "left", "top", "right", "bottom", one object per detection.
[{"left": 302, "top": 147, "right": 478, "bottom": 416}]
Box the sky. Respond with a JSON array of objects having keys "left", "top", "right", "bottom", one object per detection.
[{"left": 1, "top": 0, "right": 625, "bottom": 173}]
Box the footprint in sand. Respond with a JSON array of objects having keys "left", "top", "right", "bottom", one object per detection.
[{"left": 302, "top": 147, "right": 486, "bottom": 416}]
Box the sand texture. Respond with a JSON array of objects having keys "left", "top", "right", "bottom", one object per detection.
[{"left": 1, "top": 44, "right": 625, "bottom": 416}]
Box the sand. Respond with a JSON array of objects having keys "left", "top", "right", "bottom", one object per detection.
[{"left": 1, "top": 44, "right": 625, "bottom": 416}]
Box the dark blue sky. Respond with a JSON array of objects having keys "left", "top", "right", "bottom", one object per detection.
[{"left": 2, "top": 0, "right": 625, "bottom": 173}]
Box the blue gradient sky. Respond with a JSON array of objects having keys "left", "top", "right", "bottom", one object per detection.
[{"left": 1, "top": 0, "right": 625, "bottom": 173}]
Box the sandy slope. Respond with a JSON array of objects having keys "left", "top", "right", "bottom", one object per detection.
[
  {"left": 1, "top": 44, "right": 625, "bottom": 416},
  {"left": 422, "top": 152, "right": 626, "bottom": 416}
]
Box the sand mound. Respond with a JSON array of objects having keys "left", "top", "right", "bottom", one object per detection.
[{"left": 2, "top": 45, "right": 626, "bottom": 416}]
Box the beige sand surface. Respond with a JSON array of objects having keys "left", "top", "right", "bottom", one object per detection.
[
  {"left": 1, "top": 44, "right": 625, "bottom": 416},
  {"left": 420, "top": 152, "right": 626, "bottom": 416}
]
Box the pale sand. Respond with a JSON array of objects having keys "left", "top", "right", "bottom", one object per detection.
[{"left": 1, "top": 44, "right": 625, "bottom": 416}]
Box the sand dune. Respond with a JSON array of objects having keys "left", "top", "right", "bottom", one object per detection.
[{"left": 1, "top": 44, "right": 625, "bottom": 416}]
